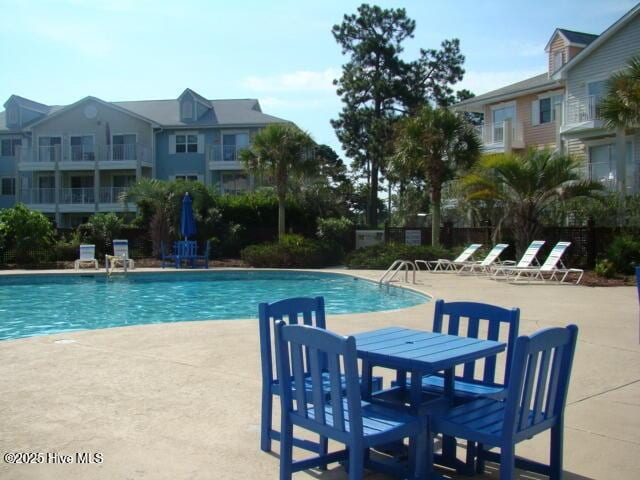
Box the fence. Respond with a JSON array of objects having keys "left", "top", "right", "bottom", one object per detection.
[{"left": 371, "top": 222, "right": 640, "bottom": 268}]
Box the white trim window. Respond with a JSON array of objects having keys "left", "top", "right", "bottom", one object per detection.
[
  {"left": 1, "top": 138, "right": 21, "bottom": 157},
  {"left": 1, "top": 177, "right": 15, "bottom": 196},
  {"left": 532, "top": 93, "right": 563, "bottom": 125},
  {"left": 490, "top": 103, "right": 515, "bottom": 143},
  {"left": 69, "top": 135, "right": 95, "bottom": 161},
  {"left": 553, "top": 51, "right": 564, "bottom": 72},
  {"left": 222, "top": 132, "right": 250, "bottom": 161},
  {"left": 176, "top": 134, "right": 198, "bottom": 154},
  {"left": 6, "top": 107, "right": 18, "bottom": 125},
  {"left": 181, "top": 100, "right": 193, "bottom": 120}
]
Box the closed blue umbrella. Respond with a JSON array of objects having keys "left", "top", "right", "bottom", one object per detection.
[{"left": 180, "top": 192, "right": 197, "bottom": 240}]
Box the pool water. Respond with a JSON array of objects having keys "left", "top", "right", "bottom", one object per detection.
[{"left": 0, "top": 271, "right": 428, "bottom": 340}]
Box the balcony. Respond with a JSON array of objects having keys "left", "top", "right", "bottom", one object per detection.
[
  {"left": 580, "top": 161, "right": 639, "bottom": 193},
  {"left": 19, "top": 187, "right": 131, "bottom": 212},
  {"left": 474, "top": 120, "right": 524, "bottom": 152},
  {"left": 17, "top": 143, "right": 152, "bottom": 170},
  {"left": 208, "top": 144, "right": 249, "bottom": 171},
  {"left": 60, "top": 187, "right": 95, "bottom": 204},
  {"left": 561, "top": 95, "right": 605, "bottom": 133},
  {"left": 19, "top": 188, "right": 56, "bottom": 204},
  {"left": 99, "top": 186, "right": 128, "bottom": 203}
]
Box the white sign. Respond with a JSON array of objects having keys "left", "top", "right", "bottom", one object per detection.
[
  {"left": 405, "top": 230, "right": 422, "bottom": 246},
  {"left": 355, "top": 230, "right": 385, "bottom": 249}
]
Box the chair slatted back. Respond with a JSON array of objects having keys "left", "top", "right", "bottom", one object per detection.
[
  {"left": 175, "top": 240, "right": 197, "bottom": 257},
  {"left": 79, "top": 244, "right": 95, "bottom": 261},
  {"left": 275, "top": 322, "right": 362, "bottom": 441},
  {"left": 433, "top": 300, "right": 520, "bottom": 386},
  {"left": 516, "top": 240, "right": 545, "bottom": 268},
  {"left": 480, "top": 244, "right": 509, "bottom": 266},
  {"left": 113, "top": 239, "right": 129, "bottom": 259},
  {"left": 454, "top": 244, "right": 482, "bottom": 263},
  {"left": 540, "top": 242, "right": 571, "bottom": 272},
  {"left": 258, "top": 297, "right": 327, "bottom": 389},
  {"left": 503, "top": 325, "right": 578, "bottom": 440}
]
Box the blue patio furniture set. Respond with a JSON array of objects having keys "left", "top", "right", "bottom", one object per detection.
[
  {"left": 258, "top": 296, "right": 579, "bottom": 479},
  {"left": 161, "top": 240, "right": 210, "bottom": 268}
]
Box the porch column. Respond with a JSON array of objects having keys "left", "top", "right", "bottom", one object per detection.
[
  {"left": 503, "top": 118, "right": 513, "bottom": 153},
  {"left": 554, "top": 103, "right": 563, "bottom": 153},
  {"left": 54, "top": 164, "right": 60, "bottom": 223}
]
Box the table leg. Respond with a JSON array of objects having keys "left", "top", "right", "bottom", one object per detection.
[
  {"left": 361, "top": 360, "right": 372, "bottom": 401},
  {"left": 441, "top": 368, "right": 458, "bottom": 468}
]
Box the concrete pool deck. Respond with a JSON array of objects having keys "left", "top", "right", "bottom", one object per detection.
[{"left": 0, "top": 267, "right": 638, "bottom": 479}]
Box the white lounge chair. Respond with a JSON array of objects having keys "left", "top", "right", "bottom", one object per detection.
[
  {"left": 106, "top": 239, "right": 135, "bottom": 272},
  {"left": 416, "top": 243, "right": 482, "bottom": 271},
  {"left": 457, "top": 243, "right": 510, "bottom": 274},
  {"left": 74, "top": 244, "right": 98, "bottom": 270},
  {"left": 491, "top": 240, "right": 545, "bottom": 279},
  {"left": 505, "top": 241, "right": 584, "bottom": 284}
]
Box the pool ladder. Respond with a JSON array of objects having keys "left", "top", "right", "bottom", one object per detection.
[{"left": 379, "top": 260, "right": 417, "bottom": 285}]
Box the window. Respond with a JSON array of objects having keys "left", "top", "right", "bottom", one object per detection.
[
  {"left": 587, "top": 80, "right": 607, "bottom": 98},
  {"left": 112, "top": 175, "right": 136, "bottom": 188},
  {"left": 1, "top": 138, "right": 21, "bottom": 157},
  {"left": 589, "top": 141, "right": 635, "bottom": 192},
  {"left": 491, "top": 105, "right": 515, "bottom": 142},
  {"left": 70, "top": 135, "right": 95, "bottom": 161},
  {"left": 181, "top": 100, "right": 193, "bottom": 119},
  {"left": 222, "top": 133, "right": 250, "bottom": 161},
  {"left": 174, "top": 174, "right": 199, "bottom": 182},
  {"left": 553, "top": 51, "right": 563, "bottom": 72},
  {"left": 551, "top": 94, "right": 563, "bottom": 121},
  {"left": 112, "top": 134, "right": 136, "bottom": 160},
  {"left": 539, "top": 97, "right": 552, "bottom": 124},
  {"left": 1, "top": 177, "right": 15, "bottom": 195},
  {"left": 176, "top": 134, "right": 198, "bottom": 153}
]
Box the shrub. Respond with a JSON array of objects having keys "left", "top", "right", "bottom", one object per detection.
[
  {"left": 594, "top": 258, "right": 616, "bottom": 278},
  {"left": 0, "top": 204, "right": 54, "bottom": 264},
  {"left": 605, "top": 234, "right": 640, "bottom": 275},
  {"left": 345, "top": 242, "right": 453, "bottom": 269},
  {"left": 241, "top": 234, "right": 340, "bottom": 268},
  {"left": 317, "top": 217, "right": 354, "bottom": 244}
]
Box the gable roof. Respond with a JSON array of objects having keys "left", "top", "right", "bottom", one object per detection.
[
  {"left": 113, "top": 98, "right": 288, "bottom": 126},
  {"left": 27, "top": 96, "right": 158, "bottom": 128},
  {"left": 3, "top": 94, "right": 51, "bottom": 114},
  {"left": 545, "top": 28, "right": 598, "bottom": 51},
  {"left": 178, "top": 88, "right": 212, "bottom": 107},
  {"left": 553, "top": 3, "right": 640, "bottom": 78},
  {"left": 1, "top": 94, "right": 289, "bottom": 132},
  {"left": 453, "top": 73, "right": 562, "bottom": 113}
]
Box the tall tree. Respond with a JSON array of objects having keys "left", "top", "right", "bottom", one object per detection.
[
  {"left": 240, "top": 124, "right": 316, "bottom": 239},
  {"left": 393, "top": 105, "right": 481, "bottom": 245},
  {"left": 331, "top": 4, "right": 466, "bottom": 227},
  {"left": 461, "top": 149, "right": 602, "bottom": 256}
]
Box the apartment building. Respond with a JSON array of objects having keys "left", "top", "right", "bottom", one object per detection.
[
  {"left": 0, "top": 89, "right": 288, "bottom": 227},
  {"left": 454, "top": 4, "right": 640, "bottom": 193}
]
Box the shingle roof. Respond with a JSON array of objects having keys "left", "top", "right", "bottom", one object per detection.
[
  {"left": 453, "top": 73, "right": 562, "bottom": 111},
  {"left": 0, "top": 95, "right": 289, "bottom": 131},
  {"left": 4, "top": 94, "right": 51, "bottom": 113},
  {"left": 557, "top": 29, "right": 598, "bottom": 46}
]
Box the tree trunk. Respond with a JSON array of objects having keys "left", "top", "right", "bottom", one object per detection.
[
  {"left": 431, "top": 186, "right": 441, "bottom": 246},
  {"left": 368, "top": 159, "right": 379, "bottom": 227},
  {"left": 277, "top": 195, "right": 286, "bottom": 240}
]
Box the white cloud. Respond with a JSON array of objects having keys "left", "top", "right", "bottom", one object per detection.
[
  {"left": 243, "top": 68, "right": 340, "bottom": 92},
  {"left": 457, "top": 68, "right": 547, "bottom": 96}
]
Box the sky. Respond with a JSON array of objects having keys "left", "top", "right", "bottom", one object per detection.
[{"left": 0, "top": 0, "right": 636, "bottom": 162}]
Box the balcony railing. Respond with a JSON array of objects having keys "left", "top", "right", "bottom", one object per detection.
[
  {"left": 564, "top": 95, "right": 603, "bottom": 124},
  {"left": 99, "top": 187, "right": 128, "bottom": 203},
  {"left": 19, "top": 188, "right": 56, "bottom": 204},
  {"left": 474, "top": 121, "right": 523, "bottom": 147},
  {"left": 579, "top": 161, "right": 639, "bottom": 193},
  {"left": 60, "top": 188, "right": 95, "bottom": 204},
  {"left": 16, "top": 143, "right": 150, "bottom": 163},
  {"left": 221, "top": 144, "right": 249, "bottom": 162},
  {"left": 70, "top": 145, "right": 96, "bottom": 162}
]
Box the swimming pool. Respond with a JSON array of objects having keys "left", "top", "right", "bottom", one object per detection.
[{"left": 0, "top": 270, "right": 428, "bottom": 340}]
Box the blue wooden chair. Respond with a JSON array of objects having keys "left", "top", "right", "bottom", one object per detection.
[
  {"left": 275, "top": 322, "right": 427, "bottom": 480},
  {"left": 636, "top": 266, "right": 639, "bottom": 303},
  {"left": 259, "top": 297, "right": 382, "bottom": 454},
  {"left": 190, "top": 240, "right": 210, "bottom": 269},
  {"left": 402, "top": 300, "right": 520, "bottom": 473},
  {"left": 429, "top": 324, "right": 579, "bottom": 480},
  {"left": 422, "top": 299, "right": 520, "bottom": 400},
  {"left": 160, "top": 241, "right": 178, "bottom": 268}
]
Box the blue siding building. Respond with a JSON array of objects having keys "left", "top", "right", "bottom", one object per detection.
[{"left": 0, "top": 89, "right": 289, "bottom": 226}]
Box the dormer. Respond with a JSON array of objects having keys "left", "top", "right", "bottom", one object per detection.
[
  {"left": 3, "top": 95, "right": 49, "bottom": 129},
  {"left": 178, "top": 88, "right": 212, "bottom": 122},
  {"left": 545, "top": 29, "right": 598, "bottom": 77}
]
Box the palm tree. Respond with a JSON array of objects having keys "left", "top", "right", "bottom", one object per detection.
[
  {"left": 240, "top": 124, "right": 316, "bottom": 239},
  {"left": 392, "top": 105, "right": 481, "bottom": 245},
  {"left": 461, "top": 149, "right": 602, "bottom": 256},
  {"left": 600, "top": 55, "right": 640, "bottom": 129}
]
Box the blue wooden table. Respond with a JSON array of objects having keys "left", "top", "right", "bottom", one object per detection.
[{"left": 353, "top": 327, "right": 506, "bottom": 479}]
